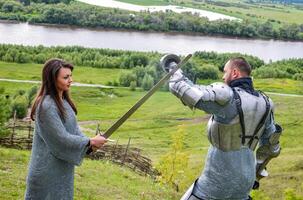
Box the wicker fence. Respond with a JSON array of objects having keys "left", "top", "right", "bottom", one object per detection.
[{"left": 0, "top": 115, "right": 159, "bottom": 178}]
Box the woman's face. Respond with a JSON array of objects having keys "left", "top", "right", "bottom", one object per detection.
[{"left": 56, "top": 67, "right": 72, "bottom": 93}]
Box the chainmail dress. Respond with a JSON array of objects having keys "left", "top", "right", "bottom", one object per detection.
[{"left": 25, "top": 95, "right": 90, "bottom": 200}]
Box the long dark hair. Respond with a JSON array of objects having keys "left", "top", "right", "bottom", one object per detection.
[{"left": 30, "top": 58, "right": 77, "bottom": 121}]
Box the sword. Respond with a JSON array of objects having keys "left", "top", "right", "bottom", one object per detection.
[{"left": 102, "top": 54, "right": 192, "bottom": 138}]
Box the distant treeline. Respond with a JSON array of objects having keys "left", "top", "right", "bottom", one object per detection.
[
  {"left": 247, "top": 0, "right": 303, "bottom": 4},
  {"left": 0, "top": 0, "right": 302, "bottom": 41},
  {"left": 194, "top": 51, "right": 303, "bottom": 80},
  {"left": 0, "top": 44, "right": 155, "bottom": 69},
  {"left": 18, "top": 0, "right": 72, "bottom": 5},
  {"left": 0, "top": 44, "right": 302, "bottom": 91},
  {"left": 253, "top": 58, "right": 303, "bottom": 80}
]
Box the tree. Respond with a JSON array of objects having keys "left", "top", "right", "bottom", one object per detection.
[
  {"left": 1, "top": 1, "right": 23, "bottom": 13},
  {"left": 11, "top": 92, "right": 28, "bottom": 119},
  {"left": 141, "top": 73, "right": 154, "bottom": 91},
  {"left": 119, "top": 71, "right": 137, "bottom": 87},
  {"left": 129, "top": 81, "right": 136, "bottom": 91},
  {"left": 156, "top": 125, "right": 189, "bottom": 192},
  {"left": 258, "top": 21, "right": 274, "bottom": 38},
  {"left": 20, "top": 0, "right": 30, "bottom": 6},
  {"left": 27, "top": 86, "right": 38, "bottom": 108},
  {"left": 196, "top": 65, "right": 219, "bottom": 80},
  {"left": 279, "top": 24, "right": 300, "bottom": 39},
  {"left": 133, "top": 66, "right": 146, "bottom": 86},
  {"left": 0, "top": 88, "right": 11, "bottom": 137}
]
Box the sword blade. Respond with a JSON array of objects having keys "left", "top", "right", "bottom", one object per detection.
[{"left": 102, "top": 54, "right": 192, "bottom": 138}]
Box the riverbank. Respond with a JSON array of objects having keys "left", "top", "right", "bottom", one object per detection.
[
  {"left": 0, "top": 0, "right": 302, "bottom": 41},
  {"left": 1, "top": 19, "right": 301, "bottom": 43}
]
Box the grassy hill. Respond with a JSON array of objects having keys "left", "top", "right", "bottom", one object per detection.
[
  {"left": 117, "top": 0, "right": 303, "bottom": 24},
  {"left": 0, "top": 147, "right": 177, "bottom": 200},
  {"left": 0, "top": 61, "right": 303, "bottom": 199}
]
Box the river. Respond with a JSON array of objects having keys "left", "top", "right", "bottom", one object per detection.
[{"left": 0, "top": 21, "right": 302, "bottom": 62}]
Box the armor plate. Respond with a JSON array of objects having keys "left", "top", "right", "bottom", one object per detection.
[
  {"left": 207, "top": 87, "right": 272, "bottom": 151},
  {"left": 169, "top": 82, "right": 233, "bottom": 109}
]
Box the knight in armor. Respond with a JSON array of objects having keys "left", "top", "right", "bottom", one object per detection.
[{"left": 164, "top": 56, "right": 282, "bottom": 200}]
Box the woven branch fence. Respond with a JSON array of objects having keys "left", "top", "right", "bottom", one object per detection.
[{"left": 0, "top": 115, "right": 159, "bottom": 178}]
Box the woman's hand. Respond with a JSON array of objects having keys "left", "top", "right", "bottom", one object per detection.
[{"left": 90, "top": 135, "right": 107, "bottom": 149}]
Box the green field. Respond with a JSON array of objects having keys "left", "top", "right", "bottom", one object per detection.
[
  {"left": 0, "top": 61, "right": 125, "bottom": 85},
  {"left": 0, "top": 147, "right": 177, "bottom": 200},
  {"left": 117, "top": 0, "right": 303, "bottom": 24},
  {"left": 1, "top": 61, "right": 303, "bottom": 199}
]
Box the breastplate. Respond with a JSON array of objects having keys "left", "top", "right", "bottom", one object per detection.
[{"left": 207, "top": 88, "right": 269, "bottom": 152}]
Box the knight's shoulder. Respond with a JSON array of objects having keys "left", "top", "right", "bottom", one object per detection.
[
  {"left": 259, "top": 91, "right": 274, "bottom": 108},
  {"left": 208, "top": 82, "right": 233, "bottom": 93},
  {"left": 209, "top": 82, "right": 230, "bottom": 88},
  {"left": 207, "top": 82, "right": 233, "bottom": 105}
]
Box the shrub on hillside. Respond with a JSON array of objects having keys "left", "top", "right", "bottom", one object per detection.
[
  {"left": 11, "top": 95, "right": 28, "bottom": 119},
  {"left": 119, "top": 71, "right": 137, "bottom": 87},
  {"left": 129, "top": 81, "right": 136, "bottom": 91},
  {"left": 141, "top": 74, "right": 154, "bottom": 91},
  {"left": 253, "top": 58, "right": 303, "bottom": 79},
  {"left": 293, "top": 73, "right": 303, "bottom": 81},
  {"left": 196, "top": 65, "right": 220, "bottom": 80},
  {"left": 0, "top": 88, "right": 11, "bottom": 137},
  {"left": 156, "top": 125, "right": 189, "bottom": 192},
  {"left": 253, "top": 67, "right": 292, "bottom": 79},
  {"left": 194, "top": 51, "right": 265, "bottom": 71},
  {"left": 27, "top": 86, "right": 38, "bottom": 107}
]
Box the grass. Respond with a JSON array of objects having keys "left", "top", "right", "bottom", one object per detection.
[
  {"left": 116, "top": 0, "right": 303, "bottom": 24},
  {"left": 202, "top": 1, "right": 303, "bottom": 24},
  {"left": 1, "top": 62, "right": 303, "bottom": 199},
  {"left": 254, "top": 78, "right": 303, "bottom": 95},
  {"left": 198, "top": 78, "right": 303, "bottom": 95},
  {"left": 0, "top": 61, "right": 125, "bottom": 85},
  {"left": 1, "top": 61, "right": 303, "bottom": 95},
  {"left": 0, "top": 147, "right": 177, "bottom": 200}
]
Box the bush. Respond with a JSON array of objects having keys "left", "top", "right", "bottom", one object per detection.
[
  {"left": 182, "top": 61, "right": 198, "bottom": 82},
  {"left": 196, "top": 66, "right": 220, "bottom": 80},
  {"left": 27, "top": 86, "right": 38, "bottom": 107},
  {"left": 141, "top": 74, "right": 154, "bottom": 91},
  {"left": 119, "top": 71, "right": 137, "bottom": 87},
  {"left": 133, "top": 66, "right": 146, "bottom": 86},
  {"left": 253, "top": 67, "right": 292, "bottom": 79},
  {"left": 0, "top": 88, "right": 11, "bottom": 137},
  {"left": 293, "top": 73, "right": 303, "bottom": 81},
  {"left": 11, "top": 95, "right": 28, "bottom": 119},
  {"left": 129, "top": 81, "right": 136, "bottom": 91},
  {"left": 194, "top": 51, "right": 265, "bottom": 71},
  {"left": 156, "top": 125, "right": 189, "bottom": 192},
  {"left": 1, "top": 1, "right": 23, "bottom": 13}
]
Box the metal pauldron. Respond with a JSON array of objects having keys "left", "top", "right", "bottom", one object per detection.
[
  {"left": 203, "top": 83, "right": 233, "bottom": 105},
  {"left": 170, "top": 82, "right": 232, "bottom": 109},
  {"left": 170, "top": 81, "right": 204, "bottom": 109}
]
